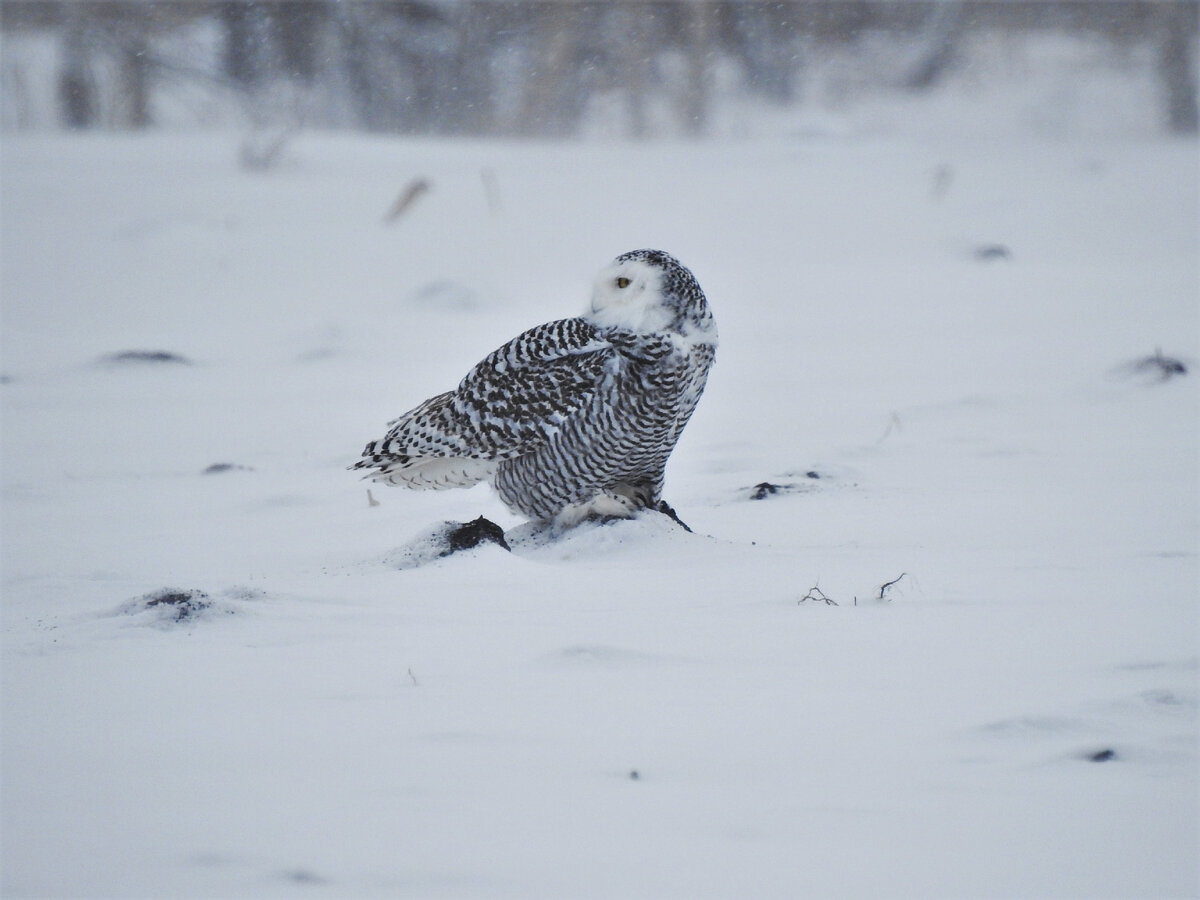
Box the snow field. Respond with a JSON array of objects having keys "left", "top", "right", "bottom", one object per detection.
[{"left": 1, "top": 129, "right": 1196, "bottom": 898}]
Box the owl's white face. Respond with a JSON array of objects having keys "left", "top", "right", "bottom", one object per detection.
[{"left": 586, "top": 257, "right": 676, "bottom": 334}]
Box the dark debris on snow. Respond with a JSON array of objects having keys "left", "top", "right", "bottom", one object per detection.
[
  {"left": 102, "top": 350, "right": 193, "bottom": 365},
  {"left": 141, "top": 588, "right": 212, "bottom": 622}
]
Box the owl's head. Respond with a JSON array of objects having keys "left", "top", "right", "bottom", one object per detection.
[{"left": 587, "top": 249, "right": 717, "bottom": 344}]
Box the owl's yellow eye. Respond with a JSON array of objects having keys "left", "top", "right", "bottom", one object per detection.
[{"left": 615, "top": 277, "right": 632, "bottom": 288}]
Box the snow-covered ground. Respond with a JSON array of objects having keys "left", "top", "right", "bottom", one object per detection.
[{"left": 2, "top": 119, "right": 1197, "bottom": 898}]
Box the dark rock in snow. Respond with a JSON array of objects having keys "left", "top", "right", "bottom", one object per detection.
[
  {"left": 282, "top": 869, "right": 327, "bottom": 885},
  {"left": 1086, "top": 748, "right": 1118, "bottom": 763},
  {"left": 1133, "top": 350, "right": 1187, "bottom": 382},
  {"left": 751, "top": 482, "right": 782, "bottom": 500},
  {"left": 973, "top": 244, "right": 1012, "bottom": 261},
  {"left": 1111, "top": 348, "right": 1190, "bottom": 385},
  {"left": 142, "top": 588, "right": 211, "bottom": 622},
  {"left": 102, "top": 350, "right": 192, "bottom": 365},
  {"left": 115, "top": 587, "right": 256, "bottom": 626},
  {"left": 386, "top": 518, "right": 514, "bottom": 569},
  {"left": 203, "top": 463, "right": 254, "bottom": 475},
  {"left": 443, "top": 517, "right": 511, "bottom": 556},
  {"left": 748, "top": 473, "right": 827, "bottom": 500}
]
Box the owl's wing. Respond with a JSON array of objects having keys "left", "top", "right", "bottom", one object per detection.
[
  {"left": 452, "top": 317, "right": 612, "bottom": 451},
  {"left": 352, "top": 318, "right": 611, "bottom": 488}
]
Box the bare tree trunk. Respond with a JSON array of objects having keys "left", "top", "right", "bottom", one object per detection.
[
  {"left": 615, "top": 2, "right": 652, "bottom": 139},
  {"left": 680, "top": 1, "right": 716, "bottom": 137},
  {"left": 518, "top": 2, "right": 577, "bottom": 137},
  {"left": 1157, "top": 1, "right": 1198, "bottom": 135},
  {"left": 454, "top": 2, "right": 497, "bottom": 136},
  {"left": 276, "top": 1, "right": 323, "bottom": 83},
  {"left": 906, "top": 0, "right": 967, "bottom": 91},
  {"left": 113, "top": 3, "right": 152, "bottom": 129},
  {"left": 117, "top": 44, "right": 151, "bottom": 129},
  {"left": 732, "top": 2, "right": 802, "bottom": 105},
  {"left": 221, "top": 1, "right": 265, "bottom": 88},
  {"left": 58, "top": 4, "right": 95, "bottom": 129},
  {"left": 331, "top": 3, "right": 387, "bottom": 130}
]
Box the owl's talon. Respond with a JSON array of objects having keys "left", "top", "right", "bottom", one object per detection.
[{"left": 654, "top": 500, "right": 692, "bottom": 533}]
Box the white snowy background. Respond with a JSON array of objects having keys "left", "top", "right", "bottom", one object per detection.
[{"left": 2, "top": 39, "right": 1198, "bottom": 900}]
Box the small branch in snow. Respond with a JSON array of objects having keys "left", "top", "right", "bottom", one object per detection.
[
  {"left": 239, "top": 128, "right": 292, "bottom": 171},
  {"left": 878, "top": 572, "right": 907, "bottom": 601},
  {"left": 383, "top": 178, "right": 431, "bottom": 224},
  {"left": 875, "top": 412, "right": 902, "bottom": 444},
  {"left": 367, "top": 489, "right": 380, "bottom": 507},
  {"left": 804, "top": 573, "right": 910, "bottom": 606},
  {"left": 407, "top": 668, "right": 420, "bottom": 687},
  {"left": 799, "top": 584, "right": 837, "bottom": 606},
  {"left": 930, "top": 163, "right": 953, "bottom": 200},
  {"left": 481, "top": 167, "right": 501, "bottom": 214}
]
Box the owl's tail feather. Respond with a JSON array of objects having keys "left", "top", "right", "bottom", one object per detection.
[{"left": 352, "top": 454, "right": 497, "bottom": 490}]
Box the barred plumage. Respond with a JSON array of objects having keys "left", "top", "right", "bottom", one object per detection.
[{"left": 351, "top": 249, "right": 717, "bottom": 525}]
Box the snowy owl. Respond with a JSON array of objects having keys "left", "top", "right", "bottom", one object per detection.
[{"left": 351, "top": 249, "right": 717, "bottom": 528}]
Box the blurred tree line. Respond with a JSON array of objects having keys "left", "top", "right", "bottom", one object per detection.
[{"left": 2, "top": 0, "right": 1197, "bottom": 136}]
